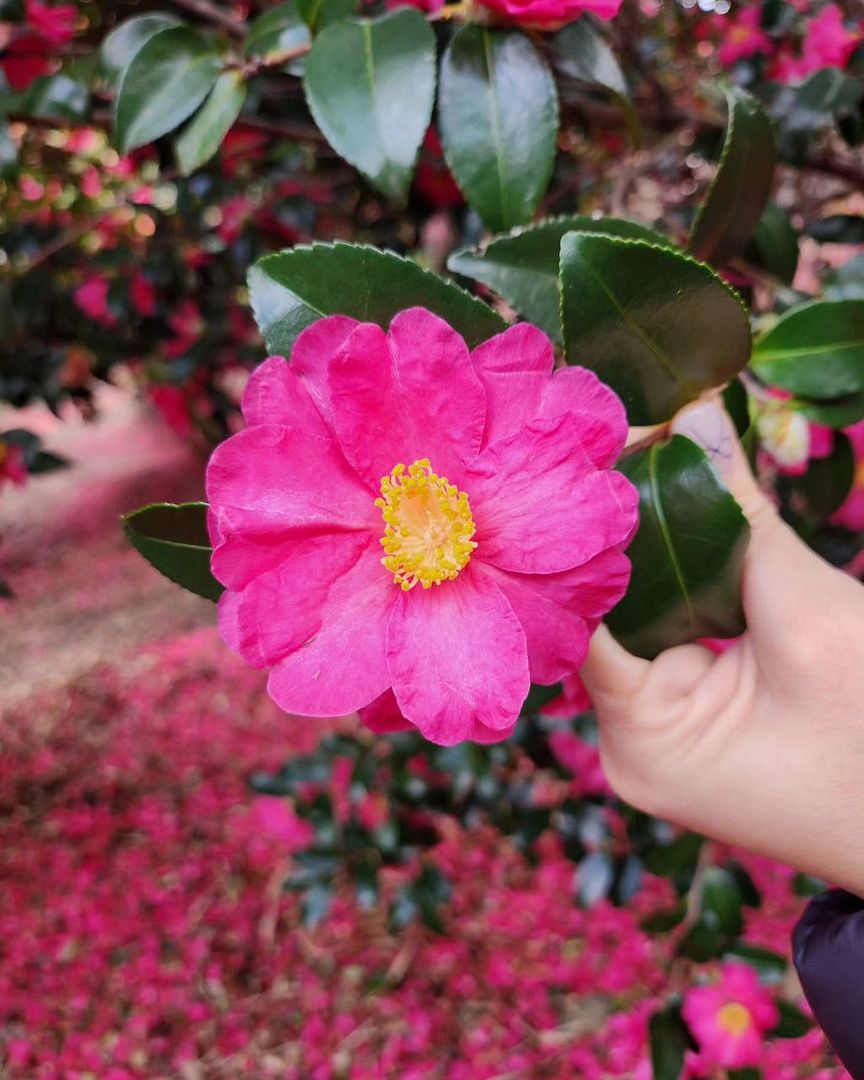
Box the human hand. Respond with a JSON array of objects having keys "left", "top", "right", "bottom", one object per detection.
[{"left": 582, "top": 399, "right": 864, "bottom": 896}]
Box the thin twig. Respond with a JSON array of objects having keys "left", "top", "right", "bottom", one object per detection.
[{"left": 171, "top": 0, "right": 246, "bottom": 36}]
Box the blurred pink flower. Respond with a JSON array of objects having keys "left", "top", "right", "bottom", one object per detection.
[
  {"left": 74, "top": 275, "right": 117, "bottom": 327},
  {"left": 471, "top": 0, "right": 622, "bottom": 29},
  {"left": 831, "top": 419, "right": 864, "bottom": 530},
  {"left": 251, "top": 796, "right": 314, "bottom": 851},
  {"left": 716, "top": 7, "right": 773, "bottom": 66},
  {"left": 0, "top": 441, "right": 27, "bottom": 491},
  {"left": 683, "top": 964, "right": 779, "bottom": 1070},
  {"left": 207, "top": 309, "right": 637, "bottom": 745}
]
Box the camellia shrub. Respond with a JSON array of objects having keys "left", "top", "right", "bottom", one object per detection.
[{"left": 4, "top": 0, "right": 864, "bottom": 1073}]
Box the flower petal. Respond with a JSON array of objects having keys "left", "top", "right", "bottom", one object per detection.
[
  {"left": 287, "top": 315, "right": 358, "bottom": 426},
  {"left": 329, "top": 308, "right": 486, "bottom": 488},
  {"left": 242, "top": 355, "right": 330, "bottom": 437},
  {"left": 537, "top": 366, "right": 628, "bottom": 467},
  {"left": 386, "top": 565, "right": 529, "bottom": 746},
  {"left": 207, "top": 425, "right": 379, "bottom": 543},
  {"left": 476, "top": 550, "right": 631, "bottom": 683},
  {"left": 470, "top": 322, "right": 553, "bottom": 447},
  {"left": 267, "top": 544, "right": 395, "bottom": 716},
  {"left": 217, "top": 531, "right": 369, "bottom": 667},
  {"left": 358, "top": 688, "right": 413, "bottom": 734},
  {"left": 467, "top": 416, "right": 639, "bottom": 573}
]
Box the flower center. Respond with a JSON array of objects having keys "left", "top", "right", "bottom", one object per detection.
[
  {"left": 717, "top": 1002, "right": 752, "bottom": 1038},
  {"left": 375, "top": 459, "right": 477, "bottom": 591}
]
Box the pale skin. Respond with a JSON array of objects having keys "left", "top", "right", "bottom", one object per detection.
[{"left": 582, "top": 399, "right": 864, "bottom": 898}]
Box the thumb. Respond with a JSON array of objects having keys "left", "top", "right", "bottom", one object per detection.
[{"left": 670, "top": 398, "right": 781, "bottom": 542}]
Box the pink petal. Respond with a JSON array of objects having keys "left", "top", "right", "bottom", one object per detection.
[
  {"left": 467, "top": 416, "right": 639, "bottom": 573},
  {"left": 206, "top": 425, "right": 379, "bottom": 544},
  {"left": 476, "top": 550, "right": 631, "bottom": 683},
  {"left": 359, "top": 687, "right": 516, "bottom": 744},
  {"left": 358, "top": 688, "right": 413, "bottom": 734},
  {"left": 217, "top": 532, "right": 369, "bottom": 667},
  {"left": 538, "top": 366, "right": 628, "bottom": 467},
  {"left": 329, "top": 308, "right": 486, "bottom": 488},
  {"left": 267, "top": 545, "right": 395, "bottom": 716},
  {"left": 470, "top": 322, "right": 553, "bottom": 447},
  {"left": 289, "top": 315, "right": 358, "bottom": 426},
  {"left": 386, "top": 565, "right": 529, "bottom": 746},
  {"left": 241, "top": 355, "right": 330, "bottom": 437}
]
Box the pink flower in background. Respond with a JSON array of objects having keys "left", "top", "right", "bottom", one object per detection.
[
  {"left": 251, "top": 797, "right": 314, "bottom": 851},
  {"left": 548, "top": 729, "right": 611, "bottom": 797},
  {"left": 207, "top": 308, "right": 637, "bottom": 746},
  {"left": 683, "top": 964, "right": 779, "bottom": 1070},
  {"left": 130, "top": 272, "right": 157, "bottom": 318},
  {"left": 149, "top": 385, "right": 193, "bottom": 439},
  {"left": 74, "top": 275, "right": 116, "bottom": 327},
  {"left": 25, "top": 0, "right": 77, "bottom": 45},
  {"left": 716, "top": 7, "right": 773, "bottom": 67},
  {"left": 756, "top": 391, "right": 833, "bottom": 475},
  {"left": 471, "top": 0, "right": 622, "bottom": 29},
  {"left": 539, "top": 671, "right": 592, "bottom": 718},
  {"left": 165, "top": 300, "right": 203, "bottom": 359},
  {"left": 831, "top": 419, "right": 864, "bottom": 530},
  {"left": 0, "top": 441, "right": 27, "bottom": 491},
  {"left": 0, "top": 0, "right": 77, "bottom": 90},
  {"left": 771, "top": 2, "right": 861, "bottom": 82}
]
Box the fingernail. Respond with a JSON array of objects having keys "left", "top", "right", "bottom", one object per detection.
[{"left": 670, "top": 401, "right": 738, "bottom": 482}]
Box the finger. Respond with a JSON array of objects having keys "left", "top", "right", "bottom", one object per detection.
[{"left": 581, "top": 623, "right": 650, "bottom": 709}]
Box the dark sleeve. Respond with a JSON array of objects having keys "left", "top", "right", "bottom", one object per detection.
[{"left": 793, "top": 890, "right": 864, "bottom": 1080}]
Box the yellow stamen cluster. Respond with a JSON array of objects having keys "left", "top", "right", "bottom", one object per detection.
[
  {"left": 716, "top": 1002, "right": 752, "bottom": 1038},
  {"left": 375, "top": 459, "right": 477, "bottom": 591}
]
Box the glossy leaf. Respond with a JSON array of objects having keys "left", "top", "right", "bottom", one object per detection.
[
  {"left": 689, "top": 84, "right": 776, "bottom": 267},
  {"left": 175, "top": 70, "right": 247, "bottom": 175},
  {"left": 607, "top": 436, "right": 750, "bottom": 658},
  {"left": 115, "top": 26, "right": 223, "bottom": 153},
  {"left": 798, "top": 392, "right": 864, "bottom": 427},
  {"left": 245, "top": 1, "right": 310, "bottom": 59},
  {"left": 123, "top": 502, "right": 222, "bottom": 602},
  {"left": 700, "top": 866, "right": 745, "bottom": 936},
  {"left": 744, "top": 203, "right": 799, "bottom": 285},
  {"left": 303, "top": 10, "right": 435, "bottom": 204},
  {"left": 448, "top": 215, "right": 671, "bottom": 342},
  {"left": 560, "top": 233, "right": 751, "bottom": 424},
  {"left": 791, "top": 431, "right": 854, "bottom": 519},
  {"left": 752, "top": 300, "right": 864, "bottom": 398},
  {"left": 248, "top": 241, "right": 506, "bottom": 355},
  {"left": 298, "top": 0, "right": 357, "bottom": 32},
  {"left": 771, "top": 1000, "right": 813, "bottom": 1038},
  {"left": 549, "top": 18, "right": 627, "bottom": 97},
  {"left": 439, "top": 26, "right": 558, "bottom": 232},
  {"left": 649, "top": 1005, "right": 690, "bottom": 1080},
  {"left": 100, "top": 14, "right": 182, "bottom": 84}
]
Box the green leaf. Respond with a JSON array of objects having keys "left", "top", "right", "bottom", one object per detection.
[
  {"left": 248, "top": 241, "right": 506, "bottom": 355},
  {"left": 123, "top": 502, "right": 222, "bottom": 602},
  {"left": 549, "top": 18, "right": 627, "bottom": 97},
  {"left": 115, "top": 26, "right": 223, "bottom": 153},
  {"left": 645, "top": 831, "right": 704, "bottom": 885},
  {"left": 438, "top": 26, "right": 558, "bottom": 232},
  {"left": 790, "top": 431, "right": 854, "bottom": 519},
  {"left": 607, "top": 436, "right": 750, "bottom": 658},
  {"left": 448, "top": 215, "right": 672, "bottom": 342},
  {"left": 649, "top": 1005, "right": 689, "bottom": 1080},
  {"left": 689, "top": 84, "right": 776, "bottom": 267},
  {"left": 771, "top": 1000, "right": 813, "bottom": 1038},
  {"left": 744, "top": 203, "right": 799, "bottom": 285},
  {"left": 728, "top": 1069, "right": 761, "bottom": 1080},
  {"left": 245, "top": 1, "right": 310, "bottom": 59},
  {"left": 560, "top": 233, "right": 752, "bottom": 425},
  {"left": 797, "top": 392, "right": 864, "bottom": 428},
  {"left": 175, "top": 70, "right": 247, "bottom": 175},
  {"left": 18, "top": 73, "right": 88, "bottom": 119},
  {"left": 752, "top": 300, "right": 864, "bottom": 399},
  {"left": 100, "top": 13, "right": 183, "bottom": 85},
  {"left": 725, "top": 942, "right": 787, "bottom": 981},
  {"left": 303, "top": 10, "right": 435, "bottom": 204},
  {"left": 297, "top": 0, "right": 357, "bottom": 32},
  {"left": 700, "top": 866, "right": 744, "bottom": 936}
]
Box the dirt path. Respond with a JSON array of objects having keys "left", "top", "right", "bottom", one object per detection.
[{"left": 0, "top": 388, "right": 215, "bottom": 707}]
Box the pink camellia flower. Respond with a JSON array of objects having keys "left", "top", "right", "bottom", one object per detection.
[
  {"left": 715, "top": 7, "right": 773, "bottom": 67},
  {"left": 207, "top": 308, "right": 637, "bottom": 746},
  {"left": 470, "top": 0, "right": 621, "bottom": 30},
  {"left": 73, "top": 275, "right": 116, "bottom": 327},
  {"left": 831, "top": 418, "right": 864, "bottom": 531},
  {"left": 25, "top": 0, "right": 77, "bottom": 46},
  {"left": 771, "top": 2, "right": 861, "bottom": 83},
  {"left": 0, "top": 441, "right": 28, "bottom": 491},
  {"left": 683, "top": 964, "right": 779, "bottom": 1071},
  {"left": 756, "top": 391, "right": 833, "bottom": 476}
]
